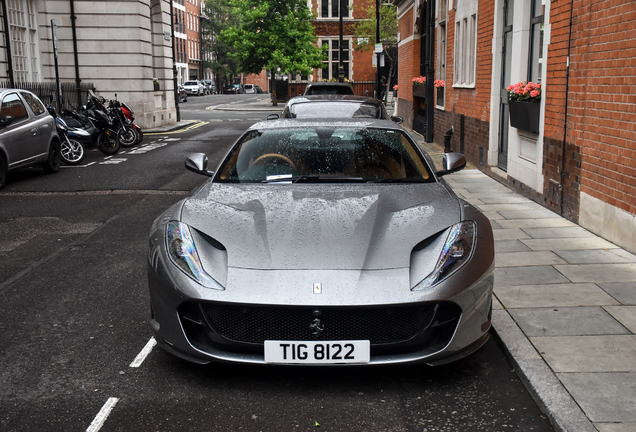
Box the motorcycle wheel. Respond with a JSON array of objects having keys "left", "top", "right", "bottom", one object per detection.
[
  {"left": 134, "top": 127, "right": 144, "bottom": 145},
  {"left": 97, "top": 131, "right": 121, "bottom": 155},
  {"left": 118, "top": 126, "right": 137, "bottom": 147},
  {"left": 61, "top": 138, "right": 85, "bottom": 165}
]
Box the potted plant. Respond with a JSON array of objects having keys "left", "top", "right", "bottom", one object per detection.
[
  {"left": 393, "top": 84, "right": 398, "bottom": 97},
  {"left": 153, "top": 78, "right": 160, "bottom": 91},
  {"left": 412, "top": 76, "right": 426, "bottom": 98},
  {"left": 434, "top": 80, "right": 444, "bottom": 105},
  {"left": 507, "top": 81, "right": 542, "bottom": 133}
]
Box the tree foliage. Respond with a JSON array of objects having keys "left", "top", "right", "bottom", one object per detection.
[
  {"left": 352, "top": 3, "right": 398, "bottom": 52},
  {"left": 202, "top": 0, "right": 240, "bottom": 81},
  {"left": 221, "top": 0, "right": 326, "bottom": 75}
]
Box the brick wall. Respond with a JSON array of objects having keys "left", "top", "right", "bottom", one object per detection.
[{"left": 543, "top": 0, "right": 636, "bottom": 222}]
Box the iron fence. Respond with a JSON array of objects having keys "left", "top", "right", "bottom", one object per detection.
[{"left": 0, "top": 82, "right": 95, "bottom": 112}]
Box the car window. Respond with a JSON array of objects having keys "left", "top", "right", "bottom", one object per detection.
[
  {"left": 244, "top": 85, "right": 254, "bottom": 89},
  {"left": 305, "top": 86, "right": 354, "bottom": 95},
  {"left": 216, "top": 126, "right": 433, "bottom": 183},
  {"left": 21, "top": 92, "right": 46, "bottom": 116},
  {"left": 0, "top": 93, "right": 29, "bottom": 123},
  {"left": 184, "top": 81, "right": 196, "bottom": 86},
  {"left": 289, "top": 102, "right": 379, "bottom": 119}
]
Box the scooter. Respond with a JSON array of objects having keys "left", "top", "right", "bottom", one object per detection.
[
  {"left": 48, "top": 105, "right": 85, "bottom": 165},
  {"left": 111, "top": 95, "right": 143, "bottom": 145}
]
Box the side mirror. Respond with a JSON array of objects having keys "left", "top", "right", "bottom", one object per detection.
[
  {"left": 391, "top": 115, "right": 403, "bottom": 124},
  {"left": 185, "top": 153, "right": 214, "bottom": 177},
  {"left": 0, "top": 116, "right": 13, "bottom": 128},
  {"left": 436, "top": 152, "right": 466, "bottom": 177},
  {"left": 267, "top": 114, "right": 279, "bottom": 120}
]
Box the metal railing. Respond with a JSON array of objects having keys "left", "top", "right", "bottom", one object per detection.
[{"left": 0, "top": 81, "right": 96, "bottom": 112}]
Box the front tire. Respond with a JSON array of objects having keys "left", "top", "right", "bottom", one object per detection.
[
  {"left": 42, "top": 141, "right": 61, "bottom": 173},
  {"left": 134, "top": 126, "right": 144, "bottom": 144},
  {"left": 97, "top": 131, "right": 120, "bottom": 155},
  {"left": 61, "top": 138, "right": 85, "bottom": 165},
  {"left": 118, "top": 126, "right": 137, "bottom": 147}
]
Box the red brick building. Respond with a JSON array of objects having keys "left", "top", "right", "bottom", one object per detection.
[{"left": 394, "top": 0, "right": 636, "bottom": 253}]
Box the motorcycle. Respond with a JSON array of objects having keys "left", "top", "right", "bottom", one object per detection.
[
  {"left": 48, "top": 105, "right": 85, "bottom": 165},
  {"left": 111, "top": 95, "right": 143, "bottom": 145},
  {"left": 58, "top": 91, "right": 123, "bottom": 156}
]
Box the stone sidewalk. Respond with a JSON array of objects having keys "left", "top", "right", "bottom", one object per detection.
[{"left": 414, "top": 133, "right": 636, "bottom": 432}]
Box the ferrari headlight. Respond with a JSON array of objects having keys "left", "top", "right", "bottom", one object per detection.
[
  {"left": 166, "top": 221, "right": 223, "bottom": 290},
  {"left": 412, "top": 221, "right": 476, "bottom": 291}
]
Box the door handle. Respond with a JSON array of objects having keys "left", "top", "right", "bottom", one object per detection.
[{"left": 30, "top": 127, "right": 38, "bottom": 134}]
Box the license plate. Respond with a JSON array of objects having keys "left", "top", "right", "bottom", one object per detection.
[{"left": 264, "top": 340, "right": 370, "bottom": 364}]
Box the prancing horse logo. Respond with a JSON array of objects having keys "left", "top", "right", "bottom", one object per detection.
[{"left": 310, "top": 318, "right": 325, "bottom": 335}]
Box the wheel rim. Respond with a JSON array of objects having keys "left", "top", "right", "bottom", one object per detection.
[{"left": 61, "top": 141, "right": 84, "bottom": 163}]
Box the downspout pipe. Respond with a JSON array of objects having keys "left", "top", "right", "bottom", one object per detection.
[
  {"left": 559, "top": 0, "right": 574, "bottom": 215},
  {"left": 425, "top": 0, "right": 435, "bottom": 143},
  {"left": 169, "top": 0, "right": 180, "bottom": 121},
  {"left": 70, "top": 0, "right": 82, "bottom": 106},
  {"left": 1, "top": 0, "right": 15, "bottom": 88}
]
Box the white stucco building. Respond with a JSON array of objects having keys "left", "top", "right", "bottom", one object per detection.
[{"left": 0, "top": 0, "right": 178, "bottom": 129}]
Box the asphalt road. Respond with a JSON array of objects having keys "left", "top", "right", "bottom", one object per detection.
[{"left": 0, "top": 94, "right": 554, "bottom": 432}]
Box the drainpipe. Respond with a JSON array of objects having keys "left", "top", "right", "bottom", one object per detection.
[
  {"left": 69, "top": 0, "right": 82, "bottom": 106},
  {"left": 559, "top": 0, "right": 574, "bottom": 215},
  {"left": 1, "top": 0, "right": 15, "bottom": 88},
  {"left": 169, "top": 0, "right": 180, "bottom": 121}
]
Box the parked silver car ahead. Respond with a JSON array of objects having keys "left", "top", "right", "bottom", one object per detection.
[{"left": 0, "top": 89, "right": 61, "bottom": 189}]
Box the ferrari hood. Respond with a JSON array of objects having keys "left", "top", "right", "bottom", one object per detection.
[{"left": 181, "top": 183, "right": 461, "bottom": 270}]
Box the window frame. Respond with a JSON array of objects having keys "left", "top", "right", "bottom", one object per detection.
[{"left": 453, "top": 0, "right": 478, "bottom": 88}]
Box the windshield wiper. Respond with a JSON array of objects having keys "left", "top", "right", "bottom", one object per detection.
[{"left": 292, "top": 175, "right": 365, "bottom": 183}]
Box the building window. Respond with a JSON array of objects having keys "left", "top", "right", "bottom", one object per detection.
[
  {"left": 7, "top": 0, "right": 40, "bottom": 82},
  {"left": 453, "top": 0, "right": 477, "bottom": 87},
  {"left": 528, "top": 0, "right": 545, "bottom": 83},
  {"left": 320, "top": 0, "right": 349, "bottom": 18},
  {"left": 320, "top": 39, "right": 350, "bottom": 80}
]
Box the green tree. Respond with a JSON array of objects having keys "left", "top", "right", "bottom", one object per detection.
[
  {"left": 352, "top": 3, "right": 398, "bottom": 100},
  {"left": 202, "top": 0, "right": 240, "bottom": 88},
  {"left": 221, "top": 0, "right": 326, "bottom": 103}
]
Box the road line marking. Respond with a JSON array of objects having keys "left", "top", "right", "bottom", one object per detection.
[
  {"left": 86, "top": 397, "right": 119, "bottom": 432},
  {"left": 129, "top": 337, "right": 157, "bottom": 368}
]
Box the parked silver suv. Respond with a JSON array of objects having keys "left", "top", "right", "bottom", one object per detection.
[{"left": 0, "top": 89, "right": 61, "bottom": 189}]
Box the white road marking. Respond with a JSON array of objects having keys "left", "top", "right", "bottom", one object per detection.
[
  {"left": 99, "top": 158, "right": 127, "bottom": 165},
  {"left": 86, "top": 397, "right": 119, "bottom": 432},
  {"left": 129, "top": 337, "right": 157, "bottom": 368}
]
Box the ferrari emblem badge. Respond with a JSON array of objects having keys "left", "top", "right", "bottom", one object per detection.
[{"left": 313, "top": 283, "right": 322, "bottom": 294}]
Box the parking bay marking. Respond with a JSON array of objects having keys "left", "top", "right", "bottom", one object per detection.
[
  {"left": 130, "top": 337, "right": 157, "bottom": 368},
  {"left": 86, "top": 397, "right": 119, "bottom": 432}
]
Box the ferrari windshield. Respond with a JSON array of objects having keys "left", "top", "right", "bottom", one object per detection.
[
  {"left": 288, "top": 102, "right": 382, "bottom": 119},
  {"left": 216, "top": 126, "right": 434, "bottom": 183}
]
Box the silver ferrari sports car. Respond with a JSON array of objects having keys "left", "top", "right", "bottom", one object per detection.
[{"left": 147, "top": 119, "right": 495, "bottom": 366}]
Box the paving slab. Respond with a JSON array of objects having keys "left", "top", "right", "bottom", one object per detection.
[
  {"left": 498, "top": 209, "right": 560, "bottom": 220},
  {"left": 493, "top": 228, "right": 532, "bottom": 241},
  {"left": 557, "top": 373, "right": 636, "bottom": 422},
  {"left": 495, "top": 283, "right": 621, "bottom": 308},
  {"left": 494, "top": 265, "right": 571, "bottom": 286},
  {"left": 531, "top": 335, "right": 636, "bottom": 372},
  {"left": 522, "top": 237, "right": 620, "bottom": 251},
  {"left": 597, "top": 282, "right": 636, "bottom": 305},
  {"left": 555, "top": 263, "right": 636, "bottom": 283},
  {"left": 495, "top": 240, "right": 533, "bottom": 253},
  {"left": 595, "top": 422, "right": 636, "bottom": 432},
  {"left": 604, "top": 306, "right": 636, "bottom": 333},
  {"left": 497, "top": 218, "right": 577, "bottom": 229},
  {"left": 477, "top": 203, "right": 546, "bottom": 213},
  {"left": 496, "top": 251, "right": 567, "bottom": 267},
  {"left": 553, "top": 249, "right": 634, "bottom": 264},
  {"left": 509, "top": 307, "right": 631, "bottom": 337},
  {"left": 522, "top": 226, "right": 597, "bottom": 239},
  {"left": 480, "top": 196, "right": 534, "bottom": 204}
]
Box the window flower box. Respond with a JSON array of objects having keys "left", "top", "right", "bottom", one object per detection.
[
  {"left": 509, "top": 100, "right": 540, "bottom": 133},
  {"left": 412, "top": 84, "right": 426, "bottom": 99}
]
